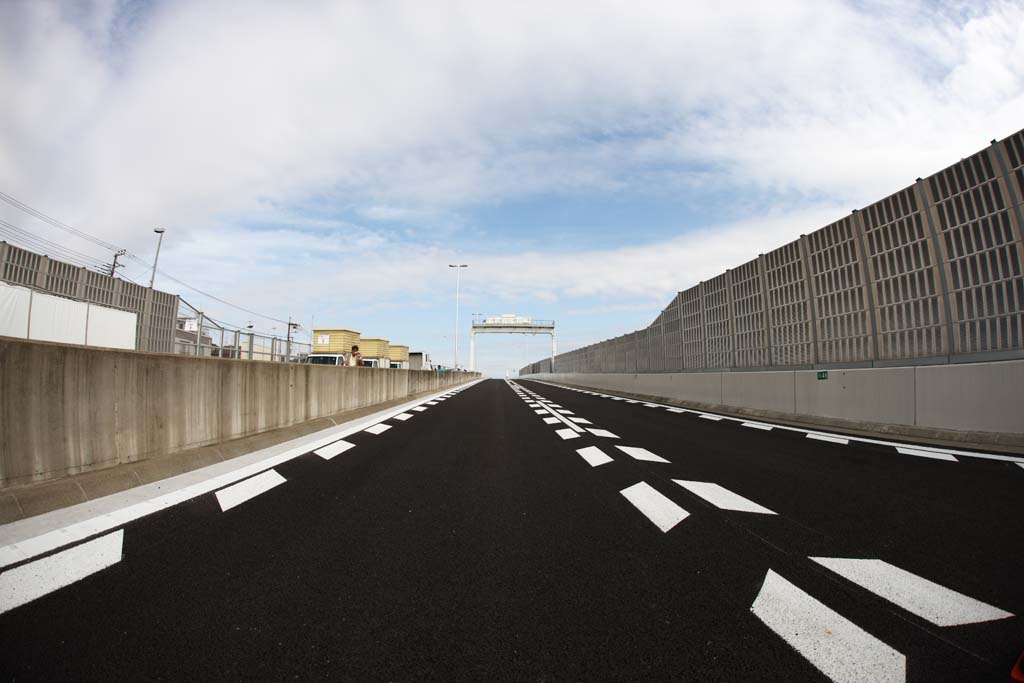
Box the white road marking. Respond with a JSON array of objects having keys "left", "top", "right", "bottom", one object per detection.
[
  {"left": 615, "top": 446, "right": 670, "bottom": 463},
  {"left": 625, "top": 400, "right": 640, "bottom": 404},
  {"left": 587, "top": 429, "right": 619, "bottom": 438},
  {"left": 576, "top": 446, "right": 614, "bottom": 467},
  {"left": 549, "top": 404, "right": 563, "bottom": 408},
  {"left": 810, "top": 557, "right": 1014, "bottom": 627},
  {"left": 435, "top": 398, "right": 446, "bottom": 401},
  {"left": 742, "top": 422, "right": 773, "bottom": 431},
  {"left": 672, "top": 480, "right": 776, "bottom": 514},
  {"left": 393, "top": 413, "right": 414, "bottom": 421},
  {"left": 1018, "top": 463, "right": 1024, "bottom": 470},
  {"left": 619, "top": 482, "right": 689, "bottom": 532},
  {"left": 895, "top": 446, "right": 956, "bottom": 462},
  {"left": 0, "top": 530, "right": 124, "bottom": 615},
  {"left": 314, "top": 439, "right": 356, "bottom": 460},
  {"left": 555, "top": 428, "right": 580, "bottom": 440},
  {"left": 666, "top": 407, "right": 686, "bottom": 413},
  {"left": 569, "top": 417, "right": 592, "bottom": 424},
  {"left": 412, "top": 406, "right": 427, "bottom": 412},
  {"left": 364, "top": 423, "right": 392, "bottom": 435},
  {"left": 557, "top": 409, "right": 574, "bottom": 415},
  {"left": 698, "top": 414, "right": 722, "bottom": 421},
  {"left": 543, "top": 417, "right": 560, "bottom": 424},
  {"left": 751, "top": 569, "right": 905, "bottom": 683},
  {"left": 540, "top": 403, "right": 586, "bottom": 433},
  {"left": 534, "top": 409, "right": 548, "bottom": 414},
  {"left": 531, "top": 379, "right": 1024, "bottom": 465},
  {"left": 426, "top": 401, "right": 438, "bottom": 405},
  {"left": 643, "top": 403, "right": 660, "bottom": 408},
  {"left": 215, "top": 469, "right": 286, "bottom": 512},
  {"left": 807, "top": 433, "right": 849, "bottom": 445}
]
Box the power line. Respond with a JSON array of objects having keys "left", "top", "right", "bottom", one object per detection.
[
  {"left": 1, "top": 189, "right": 293, "bottom": 326},
  {"left": 0, "top": 219, "right": 110, "bottom": 269},
  {"left": 0, "top": 190, "right": 122, "bottom": 252}
]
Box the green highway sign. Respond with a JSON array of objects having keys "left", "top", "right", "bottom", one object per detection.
[{"left": 817, "top": 371, "right": 829, "bottom": 380}]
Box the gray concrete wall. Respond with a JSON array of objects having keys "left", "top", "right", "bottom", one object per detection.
[
  {"left": 0, "top": 338, "right": 477, "bottom": 487},
  {"left": 528, "top": 359, "right": 1024, "bottom": 444}
]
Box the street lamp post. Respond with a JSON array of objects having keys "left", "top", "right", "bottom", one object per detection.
[
  {"left": 149, "top": 228, "right": 166, "bottom": 288},
  {"left": 448, "top": 264, "right": 468, "bottom": 370}
]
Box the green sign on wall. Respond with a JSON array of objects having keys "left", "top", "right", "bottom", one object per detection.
[{"left": 817, "top": 371, "right": 829, "bottom": 380}]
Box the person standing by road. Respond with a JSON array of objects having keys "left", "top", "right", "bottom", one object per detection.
[{"left": 347, "top": 344, "right": 362, "bottom": 367}]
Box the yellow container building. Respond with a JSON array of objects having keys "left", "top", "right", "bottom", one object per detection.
[
  {"left": 387, "top": 345, "right": 409, "bottom": 362},
  {"left": 312, "top": 329, "right": 360, "bottom": 354},
  {"left": 358, "top": 337, "right": 390, "bottom": 359}
]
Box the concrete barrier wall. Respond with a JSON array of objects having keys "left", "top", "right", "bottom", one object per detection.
[
  {"left": 0, "top": 338, "right": 477, "bottom": 487},
  {"left": 527, "top": 359, "right": 1024, "bottom": 443}
]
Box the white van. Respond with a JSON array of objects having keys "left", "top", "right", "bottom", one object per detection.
[{"left": 306, "top": 354, "right": 381, "bottom": 368}]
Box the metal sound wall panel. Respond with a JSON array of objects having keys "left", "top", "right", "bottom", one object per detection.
[
  {"left": 861, "top": 186, "right": 947, "bottom": 360},
  {"left": 662, "top": 294, "right": 683, "bottom": 371},
  {"left": 927, "top": 145, "right": 1024, "bottom": 354},
  {"left": 703, "top": 273, "right": 733, "bottom": 369},
  {"left": 765, "top": 240, "right": 814, "bottom": 365},
  {"left": 680, "top": 286, "right": 704, "bottom": 369},
  {"left": 731, "top": 257, "right": 768, "bottom": 367},
  {"left": 807, "top": 216, "right": 874, "bottom": 363}
]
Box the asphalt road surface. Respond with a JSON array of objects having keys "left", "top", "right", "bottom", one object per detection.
[{"left": 2, "top": 378, "right": 1022, "bottom": 681}]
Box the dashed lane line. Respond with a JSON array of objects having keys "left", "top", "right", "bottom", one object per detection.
[
  {"left": 412, "top": 406, "right": 427, "bottom": 412},
  {"left": 393, "top": 413, "right": 414, "bottom": 421},
  {"left": 894, "top": 446, "right": 956, "bottom": 462},
  {"left": 698, "top": 414, "right": 723, "bottom": 421},
  {"left": 741, "top": 422, "right": 773, "bottom": 431},
  {"left": 527, "top": 379, "right": 1024, "bottom": 465},
  {"left": 314, "top": 440, "right": 356, "bottom": 460},
  {"left": 556, "top": 428, "right": 581, "bottom": 441},
  {"left": 569, "top": 417, "right": 592, "bottom": 424},
  {"left": 807, "top": 433, "right": 849, "bottom": 445},
  {"left": 534, "top": 409, "right": 548, "bottom": 414},
  {"left": 615, "top": 445, "right": 670, "bottom": 463},
  {"left": 576, "top": 446, "right": 614, "bottom": 467},
  {"left": 751, "top": 569, "right": 906, "bottom": 683},
  {"left": 0, "top": 530, "right": 124, "bottom": 616},
  {"left": 215, "top": 469, "right": 287, "bottom": 512},
  {"left": 672, "top": 480, "right": 776, "bottom": 515},
  {"left": 810, "top": 557, "right": 1014, "bottom": 627},
  {"left": 619, "top": 482, "right": 689, "bottom": 532},
  {"left": 364, "top": 423, "right": 392, "bottom": 435},
  {"left": 542, "top": 417, "right": 560, "bottom": 425},
  {"left": 587, "top": 428, "right": 619, "bottom": 439}
]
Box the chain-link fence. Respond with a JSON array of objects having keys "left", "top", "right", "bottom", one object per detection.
[{"left": 175, "top": 299, "right": 311, "bottom": 362}]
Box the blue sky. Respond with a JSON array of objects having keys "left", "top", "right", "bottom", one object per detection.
[{"left": 1, "top": 0, "right": 1023, "bottom": 375}]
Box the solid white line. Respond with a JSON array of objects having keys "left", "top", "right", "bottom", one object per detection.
[
  {"left": 615, "top": 445, "right": 670, "bottom": 463},
  {"left": 810, "top": 557, "right": 1014, "bottom": 627},
  {"left": 0, "top": 530, "right": 124, "bottom": 615},
  {"left": 569, "top": 417, "right": 592, "bottom": 424},
  {"left": 587, "top": 429, "right": 619, "bottom": 438},
  {"left": 742, "top": 422, "right": 773, "bottom": 431},
  {"left": 393, "top": 413, "right": 414, "bottom": 421},
  {"left": 807, "top": 433, "right": 849, "bottom": 445},
  {"left": 314, "top": 439, "right": 356, "bottom": 460},
  {"left": 555, "top": 428, "right": 580, "bottom": 440},
  {"left": 364, "top": 423, "right": 392, "bottom": 435},
  {"left": 672, "top": 480, "right": 775, "bottom": 514},
  {"left": 539, "top": 403, "right": 586, "bottom": 433},
  {"left": 215, "top": 469, "right": 286, "bottom": 512},
  {"left": 751, "top": 569, "right": 905, "bottom": 682},
  {"left": 619, "top": 482, "right": 689, "bottom": 532},
  {"left": 542, "top": 417, "right": 560, "bottom": 424},
  {"left": 895, "top": 446, "right": 956, "bottom": 462},
  {"left": 576, "top": 446, "right": 614, "bottom": 467}
]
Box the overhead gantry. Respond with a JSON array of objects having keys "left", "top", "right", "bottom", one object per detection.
[{"left": 469, "top": 315, "right": 555, "bottom": 372}]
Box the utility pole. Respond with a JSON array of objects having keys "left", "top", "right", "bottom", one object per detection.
[
  {"left": 149, "top": 228, "right": 166, "bottom": 288},
  {"left": 108, "top": 249, "right": 127, "bottom": 277},
  {"left": 448, "top": 264, "right": 468, "bottom": 370}
]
